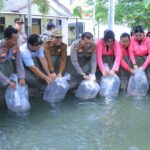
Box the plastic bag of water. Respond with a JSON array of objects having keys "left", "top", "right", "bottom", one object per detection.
[
  {"left": 75, "top": 74, "right": 99, "bottom": 100},
  {"left": 99, "top": 74, "right": 120, "bottom": 98},
  {"left": 127, "top": 68, "right": 149, "bottom": 96},
  {"left": 5, "top": 74, "right": 30, "bottom": 113},
  {"left": 43, "top": 74, "right": 70, "bottom": 103},
  {"left": 99, "top": 63, "right": 120, "bottom": 98}
]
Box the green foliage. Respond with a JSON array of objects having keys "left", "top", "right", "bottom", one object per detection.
[
  {"left": 95, "top": 0, "right": 108, "bottom": 23},
  {"left": 0, "top": 0, "right": 4, "bottom": 11},
  {"left": 72, "top": 0, "right": 108, "bottom": 21},
  {"left": 72, "top": 6, "right": 83, "bottom": 18},
  {"left": 145, "top": 0, "right": 150, "bottom": 7},
  {"left": 33, "top": 0, "right": 50, "bottom": 15},
  {"left": 94, "top": 0, "right": 150, "bottom": 28},
  {"left": 115, "top": 0, "right": 150, "bottom": 28}
]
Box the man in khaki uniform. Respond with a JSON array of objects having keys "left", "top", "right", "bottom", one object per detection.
[
  {"left": 44, "top": 30, "right": 67, "bottom": 80},
  {"left": 70, "top": 32, "right": 97, "bottom": 89}
]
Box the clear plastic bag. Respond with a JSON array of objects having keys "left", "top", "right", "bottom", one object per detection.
[
  {"left": 99, "top": 74, "right": 120, "bottom": 98},
  {"left": 43, "top": 74, "right": 70, "bottom": 103},
  {"left": 127, "top": 68, "right": 149, "bottom": 96},
  {"left": 75, "top": 74, "right": 99, "bottom": 100},
  {"left": 5, "top": 74, "right": 30, "bottom": 113}
]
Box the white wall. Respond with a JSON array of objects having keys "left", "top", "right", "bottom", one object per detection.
[{"left": 61, "top": 18, "right": 69, "bottom": 46}]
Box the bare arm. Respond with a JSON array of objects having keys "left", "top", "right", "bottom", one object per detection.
[
  {"left": 39, "top": 57, "right": 50, "bottom": 76},
  {"left": 28, "top": 65, "right": 51, "bottom": 84}
]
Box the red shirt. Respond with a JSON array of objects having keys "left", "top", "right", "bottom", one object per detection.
[
  {"left": 129, "top": 36, "right": 150, "bottom": 69},
  {"left": 96, "top": 38, "right": 121, "bottom": 74},
  {"left": 120, "top": 43, "right": 131, "bottom": 72}
]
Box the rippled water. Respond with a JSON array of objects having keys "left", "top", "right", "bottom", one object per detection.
[{"left": 0, "top": 93, "right": 150, "bottom": 150}]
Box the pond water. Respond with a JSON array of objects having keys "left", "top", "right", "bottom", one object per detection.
[{"left": 0, "top": 93, "right": 150, "bottom": 150}]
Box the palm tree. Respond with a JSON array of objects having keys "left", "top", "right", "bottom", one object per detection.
[{"left": 33, "top": 0, "right": 50, "bottom": 15}]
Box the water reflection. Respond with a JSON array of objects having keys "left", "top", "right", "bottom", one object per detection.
[{"left": 0, "top": 93, "right": 150, "bottom": 150}]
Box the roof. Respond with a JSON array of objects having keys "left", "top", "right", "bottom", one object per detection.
[
  {"left": 3, "top": 0, "right": 27, "bottom": 12},
  {"left": 52, "top": 0, "right": 71, "bottom": 15},
  {"left": 2, "top": 0, "right": 71, "bottom": 16}
]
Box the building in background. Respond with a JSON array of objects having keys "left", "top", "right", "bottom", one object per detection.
[{"left": 0, "top": 0, "right": 71, "bottom": 44}]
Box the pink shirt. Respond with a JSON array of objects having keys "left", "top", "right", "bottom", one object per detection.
[
  {"left": 129, "top": 36, "right": 150, "bottom": 69},
  {"left": 120, "top": 44, "right": 131, "bottom": 72},
  {"left": 96, "top": 38, "right": 121, "bottom": 74}
]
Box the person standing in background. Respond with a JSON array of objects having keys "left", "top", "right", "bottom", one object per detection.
[
  {"left": 14, "top": 18, "right": 27, "bottom": 46},
  {"left": 40, "top": 22, "right": 56, "bottom": 42}
]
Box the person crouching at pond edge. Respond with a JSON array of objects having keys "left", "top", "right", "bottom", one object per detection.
[
  {"left": 70, "top": 32, "right": 97, "bottom": 87},
  {"left": 120, "top": 32, "right": 134, "bottom": 74},
  {"left": 20, "top": 34, "right": 52, "bottom": 84},
  {"left": 128, "top": 25, "right": 150, "bottom": 71},
  {"left": 96, "top": 30, "right": 121, "bottom": 76},
  {"left": 0, "top": 26, "right": 25, "bottom": 88},
  {"left": 44, "top": 29, "right": 67, "bottom": 81}
]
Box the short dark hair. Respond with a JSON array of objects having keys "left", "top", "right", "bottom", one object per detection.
[
  {"left": 103, "top": 30, "right": 115, "bottom": 42},
  {"left": 4, "top": 26, "right": 18, "bottom": 39},
  {"left": 120, "top": 32, "right": 130, "bottom": 40},
  {"left": 134, "top": 25, "right": 144, "bottom": 33},
  {"left": 146, "top": 31, "right": 150, "bottom": 37},
  {"left": 27, "top": 34, "right": 44, "bottom": 46},
  {"left": 14, "top": 18, "right": 24, "bottom": 23},
  {"left": 104, "top": 29, "right": 109, "bottom": 35},
  {"left": 81, "top": 32, "right": 93, "bottom": 40},
  {"left": 47, "top": 22, "right": 55, "bottom": 30}
]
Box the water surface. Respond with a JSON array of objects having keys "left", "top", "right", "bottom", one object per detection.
[{"left": 0, "top": 94, "right": 150, "bottom": 150}]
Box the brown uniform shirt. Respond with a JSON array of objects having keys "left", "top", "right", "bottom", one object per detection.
[{"left": 44, "top": 41, "right": 67, "bottom": 74}]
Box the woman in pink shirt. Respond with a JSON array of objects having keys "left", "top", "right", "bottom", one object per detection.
[
  {"left": 119, "top": 33, "right": 135, "bottom": 89},
  {"left": 129, "top": 25, "right": 150, "bottom": 71},
  {"left": 96, "top": 30, "right": 121, "bottom": 76},
  {"left": 120, "top": 32, "right": 134, "bottom": 73}
]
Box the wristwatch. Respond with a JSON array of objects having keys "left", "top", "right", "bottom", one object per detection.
[{"left": 80, "top": 73, "right": 85, "bottom": 77}]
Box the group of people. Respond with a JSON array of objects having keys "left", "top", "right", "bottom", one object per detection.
[{"left": 0, "top": 18, "right": 150, "bottom": 94}]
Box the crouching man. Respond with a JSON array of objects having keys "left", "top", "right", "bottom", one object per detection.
[
  {"left": 70, "top": 32, "right": 97, "bottom": 88},
  {"left": 20, "top": 34, "right": 51, "bottom": 84},
  {"left": 0, "top": 26, "right": 25, "bottom": 88},
  {"left": 44, "top": 30, "right": 67, "bottom": 80}
]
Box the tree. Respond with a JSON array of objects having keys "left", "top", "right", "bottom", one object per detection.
[
  {"left": 0, "top": 0, "right": 4, "bottom": 11},
  {"left": 72, "top": 6, "right": 83, "bottom": 18},
  {"left": 95, "top": 0, "right": 108, "bottom": 23},
  {"left": 115, "top": 0, "right": 150, "bottom": 28},
  {"left": 33, "top": 0, "right": 50, "bottom": 15}
]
